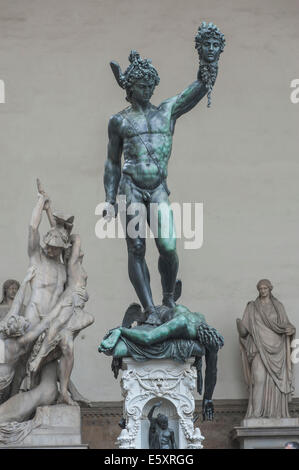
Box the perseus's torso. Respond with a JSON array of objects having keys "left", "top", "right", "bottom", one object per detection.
[{"left": 119, "top": 103, "right": 174, "bottom": 189}]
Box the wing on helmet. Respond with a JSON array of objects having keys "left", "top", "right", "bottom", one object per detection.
[
  {"left": 122, "top": 303, "right": 142, "bottom": 328},
  {"left": 110, "top": 61, "right": 124, "bottom": 89}
]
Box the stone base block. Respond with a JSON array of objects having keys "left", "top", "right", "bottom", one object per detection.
[
  {"left": 232, "top": 418, "right": 299, "bottom": 449},
  {"left": 0, "top": 404, "right": 84, "bottom": 448},
  {"left": 242, "top": 418, "right": 299, "bottom": 427}
]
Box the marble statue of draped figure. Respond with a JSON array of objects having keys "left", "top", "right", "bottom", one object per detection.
[{"left": 237, "top": 279, "right": 295, "bottom": 419}]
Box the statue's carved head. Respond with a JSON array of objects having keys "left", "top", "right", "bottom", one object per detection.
[
  {"left": 157, "top": 413, "right": 169, "bottom": 430},
  {"left": 256, "top": 279, "right": 273, "bottom": 299},
  {"left": 195, "top": 22, "right": 225, "bottom": 63},
  {"left": 43, "top": 227, "right": 70, "bottom": 259},
  {"left": 110, "top": 50, "right": 160, "bottom": 103},
  {"left": 0, "top": 315, "right": 30, "bottom": 337},
  {"left": 0, "top": 279, "right": 20, "bottom": 304}
]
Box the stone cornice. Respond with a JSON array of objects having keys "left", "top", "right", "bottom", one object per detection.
[{"left": 80, "top": 398, "right": 299, "bottom": 418}]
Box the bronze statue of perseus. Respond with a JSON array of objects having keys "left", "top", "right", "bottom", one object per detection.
[{"left": 103, "top": 22, "right": 225, "bottom": 325}]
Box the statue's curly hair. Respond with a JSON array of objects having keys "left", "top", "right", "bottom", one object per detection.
[
  {"left": 0, "top": 315, "right": 30, "bottom": 337},
  {"left": 197, "top": 322, "right": 224, "bottom": 350},
  {"left": 118, "top": 50, "right": 160, "bottom": 102},
  {"left": 195, "top": 22, "right": 226, "bottom": 56}
]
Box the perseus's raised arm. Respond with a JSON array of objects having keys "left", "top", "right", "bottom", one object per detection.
[
  {"left": 169, "top": 78, "right": 208, "bottom": 121},
  {"left": 103, "top": 115, "right": 123, "bottom": 205}
]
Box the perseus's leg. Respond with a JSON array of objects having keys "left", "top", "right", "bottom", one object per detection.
[
  {"left": 126, "top": 214, "right": 155, "bottom": 311},
  {"left": 119, "top": 179, "right": 156, "bottom": 317},
  {"left": 150, "top": 190, "right": 178, "bottom": 308}
]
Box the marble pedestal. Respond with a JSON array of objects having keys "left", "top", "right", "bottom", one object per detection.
[
  {"left": 0, "top": 404, "right": 87, "bottom": 448},
  {"left": 232, "top": 418, "right": 299, "bottom": 449},
  {"left": 116, "top": 358, "right": 204, "bottom": 449}
]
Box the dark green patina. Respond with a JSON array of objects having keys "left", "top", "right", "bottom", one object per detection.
[{"left": 100, "top": 23, "right": 225, "bottom": 420}]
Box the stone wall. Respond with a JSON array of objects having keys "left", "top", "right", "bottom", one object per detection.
[{"left": 81, "top": 398, "right": 299, "bottom": 449}]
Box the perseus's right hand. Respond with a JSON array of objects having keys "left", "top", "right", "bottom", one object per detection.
[{"left": 102, "top": 202, "right": 118, "bottom": 221}]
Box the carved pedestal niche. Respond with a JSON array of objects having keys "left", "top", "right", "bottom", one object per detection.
[
  {"left": 0, "top": 405, "right": 87, "bottom": 448},
  {"left": 116, "top": 358, "right": 204, "bottom": 449}
]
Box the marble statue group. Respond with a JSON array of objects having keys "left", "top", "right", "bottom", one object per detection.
[{"left": 0, "top": 180, "right": 94, "bottom": 444}]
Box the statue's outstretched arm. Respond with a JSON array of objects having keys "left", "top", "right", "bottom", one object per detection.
[
  {"left": 147, "top": 402, "right": 162, "bottom": 421},
  {"left": 28, "top": 193, "right": 46, "bottom": 258},
  {"left": 104, "top": 115, "right": 123, "bottom": 205},
  {"left": 18, "top": 315, "right": 51, "bottom": 350},
  {"left": 36, "top": 178, "right": 55, "bottom": 228},
  {"left": 68, "top": 234, "right": 81, "bottom": 265},
  {"left": 170, "top": 78, "right": 208, "bottom": 120},
  {"left": 202, "top": 346, "right": 218, "bottom": 421},
  {"left": 65, "top": 234, "right": 82, "bottom": 282}
]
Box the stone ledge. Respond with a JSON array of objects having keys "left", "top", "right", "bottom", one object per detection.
[
  {"left": 81, "top": 398, "right": 299, "bottom": 417},
  {"left": 231, "top": 424, "right": 299, "bottom": 449},
  {"left": 232, "top": 426, "right": 299, "bottom": 438}
]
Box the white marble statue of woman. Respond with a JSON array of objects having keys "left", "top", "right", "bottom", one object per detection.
[
  {"left": 0, "top": 279, "right": 21, "bottom": 321},
  {"left": 237, "top": 279, "right": 296, "bottom": 419}
]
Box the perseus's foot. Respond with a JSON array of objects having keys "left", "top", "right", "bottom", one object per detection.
[
  {"left": 144, "top": 306, "right": 163, "bottom": 326},
  {"left": 98, "top": 328, "right": 122, "bottom": 352},
  {"left": 57, "top": 392, "right": 77, "bottom": 406},
  {"left": 162, "top": 292, "right": 176, "bottom": 309}
]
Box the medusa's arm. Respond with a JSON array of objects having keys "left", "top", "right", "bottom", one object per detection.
[{"left": 202, "top": 346, "right": 218, "bottom": 421}]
